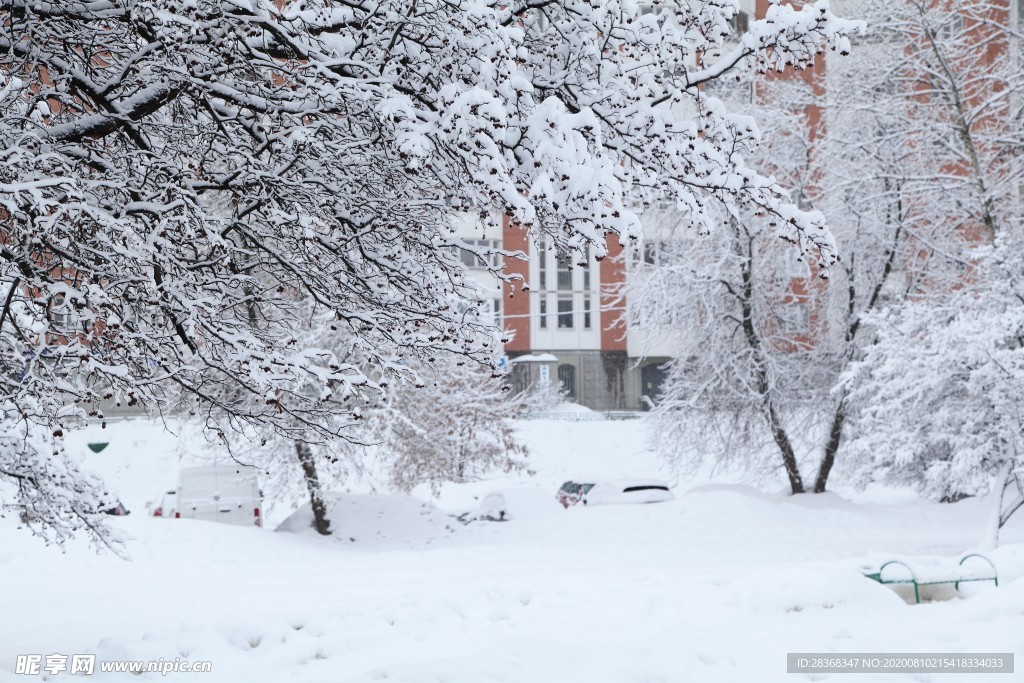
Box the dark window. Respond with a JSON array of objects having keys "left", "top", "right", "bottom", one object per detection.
[
  {"left": 49, "top": 293, "right": 69, "bottom": 328},
  {"left": 640, "top": 363, "right": 667, "bottom": 411},
  {"left": 539, "top": 297, "right": 547, "bottom": 329},
  {"left": 557, "top": 297, "right": 573, "bottom": 328},
  {"left": 582, "top": 244, "right": 592, "bottom": 290},
  {"left": 538, "top": 241, "right": 548, "bottom": 290},
  {"left": 938, "top": 13, "right": 963, "bottom": 40},
  {"left": 643, "top": 241, "right": 658, "bottom": 265},
  {"left": 732, "top": 11, "right": 749, "bottom": 35},
  {"left": 622, "top": 485, "right": 670, "bottom": 493},
  {"left": 557, "top": 364, "right": 577, "bottom": 401},
  {"left": 778, "top": 300, "right": 810, "bottom": 334},
  {"left": 457, "top": 239, "right": 500, "bottom": 269},
  {"left": 556, "top": 260, "right": 572, "bottom": 290},
  {"left": 583, "top": 295, "right": 592, "bottom": 329}
]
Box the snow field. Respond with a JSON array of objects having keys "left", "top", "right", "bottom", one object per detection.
[{"left": 1, "top": 417, "right": 1022, "bottom": 682}]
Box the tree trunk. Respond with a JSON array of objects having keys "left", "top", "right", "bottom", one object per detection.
[
  {"left": 295, "top": 441, "right": 331, "bottom": 536},
  {"left": 732, "top": 225, "right": 806, "bottom": 494},
  {"left": 982, "top": 460, "right": 1013, "bottom": 550},
  {"left": 814, "top": 399, "right": 846, "bottom": 493},
  {"left": 768, "top": 401, "right": 805, "bottom": 494}
]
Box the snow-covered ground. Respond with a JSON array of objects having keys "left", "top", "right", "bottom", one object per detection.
[{"left": 1, "top": 417, "right": 1022, "bottom": 682}]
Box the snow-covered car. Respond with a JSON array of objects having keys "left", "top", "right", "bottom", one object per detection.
[
  {"left": 149, "top": 489, "right": 178, "bottom": 518},
  {"left": 150, "top": 467, "right": 262, "bottom": 527},
  {"left": 556, "top": 481, "right": 593, "bottom": 507},
  {"left": 556, "top": 480, "right": 674, "bottom": 508},
  {"left": 101, "top": 500, "right": 131, "bottom": 516},
  {"left": 176, "top": 466, "right": 263, "bottom": 527}
]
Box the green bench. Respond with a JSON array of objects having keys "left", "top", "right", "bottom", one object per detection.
[{"left": 862, "top": 553, "right": 998, "bottom": 604}]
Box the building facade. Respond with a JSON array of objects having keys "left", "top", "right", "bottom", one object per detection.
[{"left": 451, "top": 211, "right": 670, "bottom": 411}]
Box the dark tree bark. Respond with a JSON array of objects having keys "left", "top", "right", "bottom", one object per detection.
[
  {"left": 295, "top": 442, "right": 331, "bottom": 536},
  {"left": 768, "top": 400, "right": 806, "bottom": 494},
  {"left": 812, "top": 205, "right": 904, "bottom": 494},
  {"left": 814, "top": 400, "right": 846, "bottom": 493},
  {"left": 736, "top": 226, "right": 805, "bottom": 494}
]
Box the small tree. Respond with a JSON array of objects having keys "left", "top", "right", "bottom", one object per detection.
[
  {"left": 629, "top": 93, "right": 836, "bottom": 494},
  {"left": 373, "top": 355, "right": 530, "bottom": 495}
]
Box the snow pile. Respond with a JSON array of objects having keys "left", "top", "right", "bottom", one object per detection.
[
  {"left": 471, "top": 492, "right": 508, "bottom": 521},
  {"left": 547, "top": 402, "right": 594, "bottom": 414},
  {"left": 275, "top": 492, "right": 455, "bottom": 548},
  {"left": 728, "top": 564, "right": 906, "bottom": 613}
]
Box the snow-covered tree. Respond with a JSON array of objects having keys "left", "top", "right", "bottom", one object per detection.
[
  {"left": 629, "top": 87, "right": 838, "bottom": 494},
  {"left": 0, "top": 0, "right": 861, "bottom": 544},
  {"left": 844, "top": 242, "right": 1024, "bottom": 545},
  {"left": 829, "top": 0, "right": 1024, "bottom": 508},
  {"left": 633, "top": 201, "right": 831, "bottom": 493},
  {"left": 240, "top": 322, "right": 526, "bottom": 536},
  {"left": 373, "top": 354, "right": 530, "bottom": 495},
  {"left": 635, "top": 0, "right": 1024, "bottom": 495}
]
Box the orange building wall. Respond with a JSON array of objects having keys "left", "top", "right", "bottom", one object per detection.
[
  {"left": 501, "top": 215, "right": 531, "bottom": 352},
  {"left": 599, "top": 234, "right": 628, "bottom": 352}
]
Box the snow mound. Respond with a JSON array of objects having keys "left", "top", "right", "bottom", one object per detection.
[
  {"left": 549, "top": 402, "right": 594, "bottom": 413},
  {"left": 728, "top": 565, "right": 906, "bottom": 614},
  {"left": 491, "top": 487, "right": 565, "bottom": 520},
  {"left": 275, "top": 493, "right": 455, "bottom": 548},
  {"left": 441, "top": 485, "right": 564, "bottom": 524},
  {"left": 989, "top": 543, "right": 1024, "bottom": 582},
  {"left": 684, "top": 483, "right": 772, "bottom": 500},
  {"left": 473, "top": 492, "right": 508, "bottom": 521}
]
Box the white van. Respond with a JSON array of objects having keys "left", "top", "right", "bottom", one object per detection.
[{"left": 175, "top": 465, "right": 263, "bottom": 528}]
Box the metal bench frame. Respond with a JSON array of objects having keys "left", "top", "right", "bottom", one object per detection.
[{"left": 862, "top": 554, "right": 999, "bottom": 604}]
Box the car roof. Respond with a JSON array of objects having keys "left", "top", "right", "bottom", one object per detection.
[{"left": 590, "top": 479, "right": 671, "bottom": 490}]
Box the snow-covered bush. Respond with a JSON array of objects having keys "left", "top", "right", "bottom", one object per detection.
[
  {"left": 373, "top": 355, "right": 531, "bottom": 495},
  {"left": 844, "top": 242, "right": 1024, "bottom": 542}
]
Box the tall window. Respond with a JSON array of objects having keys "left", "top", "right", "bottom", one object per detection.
[
  {"left": 49, "top": 293, "right": 70, "bottom": 328},
  {"left": 583, "top": 295, "right": 592, "bottom": 329},
  {"left": 557, "top": 296, "right": 573, "bottom": 328},
  {"left": 538, "top": 241, "right": 548, "bottom": 290},
  {"left": 582, "top": 244, "right": 591, "bottom": 290},
  {"left": 777, "top": 300, "right": 810, "bottom": 334},
  {"left": 457, "top": 239, "right": 501, "bottom": 269},
  {"left": 557, "top": 364, "right": 577, "bottom": 401},
  {"left": 483, "top": 297, "right": 501, "bottom": 325},
  {"left": 732, "top": 10, "right": 749, "bottom": 36},
  {"left": 556, "top": 258, "right": 572, "bottom": 291},
  {"left": 937, "top": 13, "right": 964, "bottom": 41},
  {"left": 539, "top": 297, "right": 548, "bottom": 329},
  {"left": 785, "top": 247, "right": 809, "bottom": 279}
]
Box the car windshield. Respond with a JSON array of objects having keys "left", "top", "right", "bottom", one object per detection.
[{"left": 622, "top": 485, "right": 669, "bottom": 493}]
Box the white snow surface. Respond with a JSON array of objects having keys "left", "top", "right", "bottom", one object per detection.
[
  {"left": 277, "top": 493, "right": 456, "bottom": 547},
  {"left": 1, "top": 417, "right": 1023, "bottom": 682}
]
